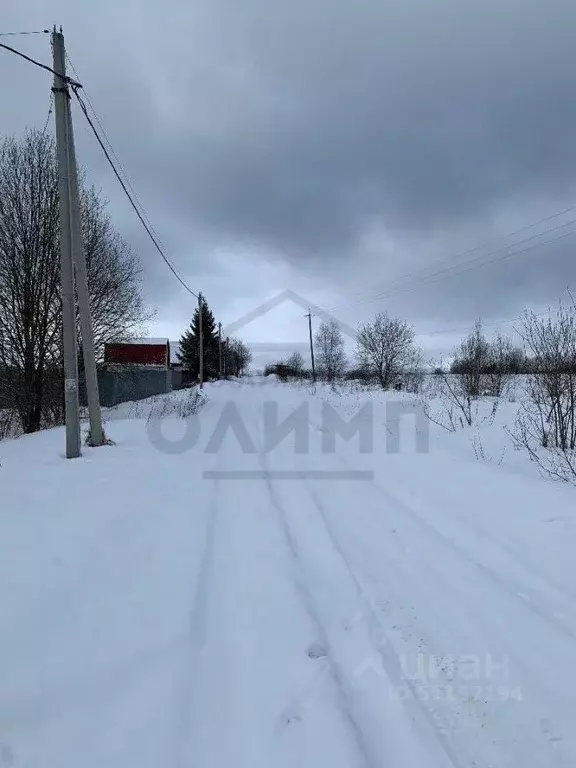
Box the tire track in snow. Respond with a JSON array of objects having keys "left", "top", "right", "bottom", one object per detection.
[
  {"left": 312, "top": 437, "right": 576, "bottom": 731},
  {"left": 349, "top": 473, "right": 576, "bottom": 736},
  {"left": 299, "top": 412, "right": 576, "bottom": 765},
  {"left": 312, "top": 422, "right": 576, "bottom": 646},
  {"left": 254, "top": 401, "right": 457, "bottom": 768},
  {"left": 252, "top": 403, "right": 372, "bottom": 768},
  {"left": 263, "top": 400, "right": 533, "bottom": 767},
  {"left": 364, "top": 473, "right": 576, "bottom": 644},
  {"left": 301, "top": 476, "right": 463, "bottom": 768},
  {"left": 309, "top": 396, "right": 576, "bottom": 635},
  {"left": 170, "top": 472, "right": 220, "bottom": 768},
  {"left": 185, "top": 480, "right": 219, "bottom": 652},
  {"left": 409, "top": 483, "right": 576, "bottom": 602}
]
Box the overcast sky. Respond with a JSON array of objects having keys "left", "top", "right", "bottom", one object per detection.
[{"left": 3, "top": 0, "right": 576, "bottom": 362}]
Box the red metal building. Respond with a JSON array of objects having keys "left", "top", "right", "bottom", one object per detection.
[{"left": 104, "top": 338, "right": 170, "bottom": 367}]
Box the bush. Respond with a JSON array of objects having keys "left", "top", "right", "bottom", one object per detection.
[
  {"left": 264, "top": 352, "right": 307, "bottom": 382},
  {"left": 510, "top": 305, "right": 576, "bottom": 483}
]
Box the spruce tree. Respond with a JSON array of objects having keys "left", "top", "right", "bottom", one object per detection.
[{"left": 178, "top": 297, "right": 219, "bottom": 379}]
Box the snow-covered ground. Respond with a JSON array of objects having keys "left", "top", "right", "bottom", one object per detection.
[{"left": 1, "top": 378, "right": 576, "bottom": 767}]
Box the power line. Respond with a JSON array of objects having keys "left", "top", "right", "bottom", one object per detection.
[
  {"left": 71, "top": 86, "right": 198, "bottom": 298},
  {"left": 0, "top": 29, "right": 50, "bottom": 36},
  {"left": 1, "top": 36, "right": 198, "bottom": 298},
  {"left": 0, "top": 40, "right": 81, "bottom": 86},
  {"left": 321, "top": 222, "right": 576, "bottom": 317},
  {"left": 42, "top": 92, "right": 54, "bottom": 134},
  {"left": 351, "top": 205, "right": 576, "bottom": 305},
  {"left": 416, "top": 309, "right": 553, "bottom": 338},
  {"left": 381, "top": 227, "right": 576, "bottom": 300},
  {"left": 415, "top": 286, "right": 574, "bottom": 339},
  {"left": 369, "top": 224, "right": 576, "bottom": 302},
  {"left": 317, "top": 203, "right": 576, "bottom": 315}
]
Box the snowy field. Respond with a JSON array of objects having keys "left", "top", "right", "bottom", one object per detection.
[{"left": 1, "top": 378, "right": 576, "bottom": 767}]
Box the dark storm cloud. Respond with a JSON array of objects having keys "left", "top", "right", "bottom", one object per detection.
[
  {"left": 143, "top": 0, "right": 576, "bottom": 254},
  {"left": 3, "top": 0, "right": 576, "bottom": 326}
]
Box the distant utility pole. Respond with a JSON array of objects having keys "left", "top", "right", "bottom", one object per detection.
[
  {"left": 223, "top": 337, "right": 229, "bottom": 378},
  {"left": 52, "top": 28, "right": 81, "bottom": 458},
  {"left": 65, "top": 75, "right": 104, "bottom": 447},
  {"left": 198, "top": 292, "right": 204, "bottom": 388},
  {"left": 306, "top": 311, "right": 316, "bottom": 383},
  {"left": 218, "top": 322, "right": 223, "bottom": 379}
]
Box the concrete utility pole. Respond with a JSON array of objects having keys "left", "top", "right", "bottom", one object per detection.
[
  {"left": 223, "top": 337, "right": 229, "bottom": 377},
  {"left": 218, "top": 322, "right": 223, "bottom": 379},
  {"left": 52, "top": 28, "right": 81, "bottom": 458},
  {"left": 198, "top": 292, "right": 204, "bottom": 388},
  {"left": 65, "top": 85, "right": 104, "bottom": 446},
  {"left": 306, "top": 311, "right": 316, "bottom": 383}
]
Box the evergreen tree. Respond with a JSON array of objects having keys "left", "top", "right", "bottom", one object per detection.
[{"left": 178, "top": 297, "right": 219, "bottom": 379}]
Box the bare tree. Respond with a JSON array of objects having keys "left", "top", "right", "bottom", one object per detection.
[
  {"left": 226, "top": 338, "right": 252, "bottom": 377},
  {"left": 286, "top": 351, "right": 305, "bottom": 376},
  {"left": 355, "top": 312, "right": 417, "bottom": 390},
  {"left": 314, "top": 319, "right": 347, "bottom": 382},
  {"left": 424, "top": 323, "right": 503, "bottom": 432},
  {"left": 424, "top": 371, "right": 476, "bottom": 431},
  {"left": 0, "top": 130, "right": 61, "bottom": 432},
  {"left": 511, "top": 304, "right": 576, "bottom": 483},
  {"left": 484, "top": 332, "right": 516, "bottom": 398},
  {"left": 81, "top": 187, "right": 151, "bottom": 356},
  {"left": 450, "top": 321, "right": 491, "bottom": 398},
  {"left": 0, "top": 129, "right": 150, "bottom": 434},
  {"left": 399, "top": 346, "right": 426, "bottom": 393}
]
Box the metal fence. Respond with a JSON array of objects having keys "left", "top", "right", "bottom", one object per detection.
[
  {"left": 1, "top": 365, "right": 191, "bottom": 413},
  {"left": 81, "top": 366, "right": 185, "bottom": 408}
]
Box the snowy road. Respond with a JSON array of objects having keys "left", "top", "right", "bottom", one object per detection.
[{"left": 2, "top": 380, "right": 576, "bottom": 767}]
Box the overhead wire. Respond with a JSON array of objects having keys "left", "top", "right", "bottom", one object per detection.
[
  {"left": 70, "top": 85, "right": 198, "bottom": 298},
  {"left": 42, "top": 92, "right": 54, "bottom": 134},
  {"left": 0, "top": 39, "right": 81, "bottom": 86},
  {"left": 0, "top": 36, "right": 198, "bottom": 298},
  {"left": 0, "top": 29, "right": 50, "bottom": 36},
  {"left": 421, "top": 286, "right": 575, "bottom": 338},
  {"left": 371, "top": 224, "right": 576, "bottom": 300},
  {"left": 416, "top": 308, "right": 554, "bottom": 338},
  {"left": 319, "top": 221, "right": 576, "bottom": 317},
  {"left": 342, "top": 204, "right": 576, "bottom": 307}
]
